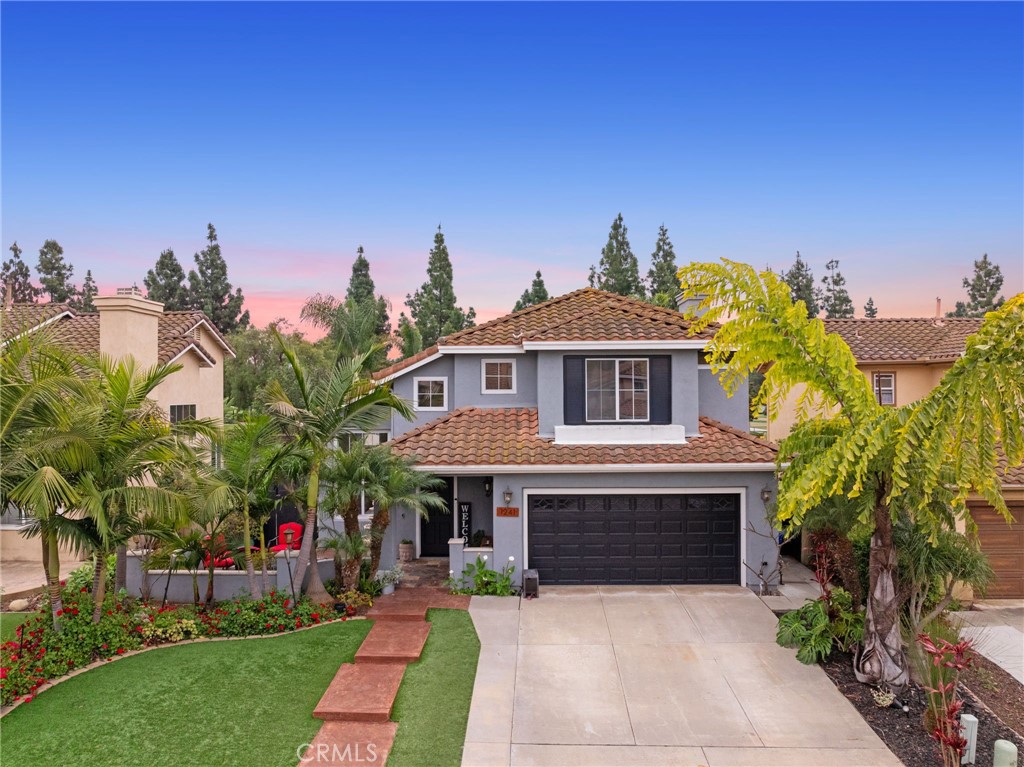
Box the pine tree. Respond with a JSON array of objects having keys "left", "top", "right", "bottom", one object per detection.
[
  {"left": 1, "top": 242, "right": 41, "bottom": 303},
  {"left": 186, "top": 224, "right": 250, "bottom": 333},
  {"left": 781, "top": 251, "right": 820, "bottom": 318},
  {"left": 646, "top": 224, "right": 679, "bottom": 308},
  {"left": 947, "top": 254, "right": 1005, "bottom": 317},
  {"left": 513, "top": 270, "right": 550, "bottom": 311},
  {"left": 70, "top": 270, "right": 98, "bottom": 312},
  {"left": 345, "top": 246, "right": 391, "bottom": 339},
  {"left": 405, "top": 226, "right": 476, "bottom": 348},
  {"left": 588, "top": 214, "right": 644, "bottom": 298},
  {"left": 820, "top": 259, "right": 855, "bottom": 318},
  {"left": 144, "top": 249, "right": 189, "bottom": 310},
  {"left": 36, "top": 239, "right": 76, "bottom": 303},
  {"left": 396, "top": 313, "right": 423, "bottom": 358},
  {"left": 863, "top": 297, "right": 878, "bottom": 318}
]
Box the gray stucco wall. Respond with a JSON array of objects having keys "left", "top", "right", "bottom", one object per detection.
[
  {"left": 452, "top": 354, "right": 537, "bottom": 410},
  {"left": 697, "top": 368, "right": 750, "bottom": 431},
  {"left": 389, "top": 355, "right": 456, "bottom": 436},
  {"left": 448, "top": 470, "right": 778, "bottom": 589}
]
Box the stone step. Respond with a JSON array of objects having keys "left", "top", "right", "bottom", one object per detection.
[
  {"left": 302, "top": 721, "right": 398, "bottom": 766},
  {"left": 355, "top": 620, "right": 432, "bottom": 664},
  {"left": 366, "top": 598, "right": 430, "bottom": 622},
  {"left": 313, "top": 663, "right": 406, "bottom": 723}
]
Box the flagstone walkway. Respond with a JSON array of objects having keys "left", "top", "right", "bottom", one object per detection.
[{"left": 304, "top": 587, "right": 469, "bottom": 766}]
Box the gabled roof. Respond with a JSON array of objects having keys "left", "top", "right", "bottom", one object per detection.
[
  {"left": 388, "top": 407, "right": 778, "bottom": 469},
  {"left": 1, "top": 303, "right": 234, "bottom": 366},
  {"left": 823, "top": 317, "right": 982, "bottom": 363},
  {"left": 374, "top": 288, "right": 716, "bottom": 380}
]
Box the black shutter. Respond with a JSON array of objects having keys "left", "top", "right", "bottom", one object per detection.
[
  {"left": 649, "top": 356, "right": 671, "bottom": 424},
  {"left": 563, "top": 356, "right": 585, "bottom": 425}
]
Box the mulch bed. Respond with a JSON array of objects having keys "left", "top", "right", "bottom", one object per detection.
[{"left": 822, "top": 651, "right": 1024, "bottom": 767}]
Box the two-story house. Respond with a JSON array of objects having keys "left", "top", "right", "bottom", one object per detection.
[
  {"left": 374, "top": 288, "right": 779, "bottom": 588},
  {"left": 769, "top": 315, "right": 1023, "bottom": 598},
  {"left": 0, "top": 287, "right": 234, "bottom": 568}
]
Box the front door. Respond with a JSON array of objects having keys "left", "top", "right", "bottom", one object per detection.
[{"left": 420, "top": 477, "right": 453, "bottom": 556}]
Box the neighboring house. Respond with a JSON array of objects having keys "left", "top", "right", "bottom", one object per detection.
[
  {"left": 375, "top": 288, "right": 779, "bottom": 589},
  {"left": 769, "top": 315, "right": 1023, "bottom": 598},
  {"left": 0, "top": 287, "right": 234, "bottom": 564}
]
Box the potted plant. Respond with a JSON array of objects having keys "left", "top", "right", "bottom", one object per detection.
[
  {"left": 399, "top": 539, "right": 415, "bottom": 563},
  {"left": 377, "top": 564, "right": 403, "bottom": 595}
]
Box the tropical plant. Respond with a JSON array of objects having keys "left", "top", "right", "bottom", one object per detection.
[
  {"left": 264, "top": 333, "right": 413, "bottom": 604},
  {"left": 776, "top": 587, "right": 864, "bottom": 664},
  {"left": 334, "top": 531, "right": 368, "bottom": 591},
  {"left": 916, "top": 632, "right": 974, "bottom": 767},
  {"left": 448, "top": 555, "right": 518, "bottom": 596},
  {"left": 678, "top": 261, "right": 1023, "bottom": 687}
]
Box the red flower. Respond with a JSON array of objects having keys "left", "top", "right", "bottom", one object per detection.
[
  {"left": 116, "top": 649, "right": 125, "bottom": 655},
  {"left": 101, "top": 644, "right": 108, "bottom": 650},
  {"left": 56, "top": 609, "right": 63, "bottom": 617},
  {"left": 0, "top": 668, "right": 7, "bottom": 680},
  {"left": 23, "top": 695, "right": 33, "bottom": 703},
  {"left": 80, "top": 587, "right": 88, "bottom": 593}
]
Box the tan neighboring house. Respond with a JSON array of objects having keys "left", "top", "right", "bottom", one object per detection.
[
  {"left": 0, "top": 287, "right": 234, "bottom": 576},
  {"left": 768, "top": 315, "right": 1023, "bottom": 598}
]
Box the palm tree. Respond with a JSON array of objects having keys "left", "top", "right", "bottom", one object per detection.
[
  {"left": 264, "top": 333, "right": 412, "bottom": 604},
  {"left": 300, "top": 294, "right": 390, "bottom": 370}
]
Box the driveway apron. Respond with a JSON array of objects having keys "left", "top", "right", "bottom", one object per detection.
[{"left": 462, "top": 586, "right": 900, "bottom": 767}]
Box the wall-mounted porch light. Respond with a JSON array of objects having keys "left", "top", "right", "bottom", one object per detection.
[
  {"left": 502, "top": 487, "right": 514, "bottom": 506},
  {"left": 760, "top": 485, "right": 773, "bottom": 505},
  {"left": 484, "top": 477, "right": 492, "bottom": 497}
]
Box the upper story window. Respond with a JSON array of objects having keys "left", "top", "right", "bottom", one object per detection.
[
  {"left": 414, "top": 377, "right": 448, "bottom": 411},
  {"left": 586, "top": 358, "right": 649, "bottom": 422},
  {"left": 481, "top": 359, "right": 516, "bottom": 393},
  {"left": 873, "top": 372, "right": 896, "bottom": 406},
  {"left": 169, "top": 404, "right": 197, "bottom": 424}
]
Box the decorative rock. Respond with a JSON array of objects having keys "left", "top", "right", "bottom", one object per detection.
[{"left": 8, "top": 599, "right": 30, "bottom": 612}]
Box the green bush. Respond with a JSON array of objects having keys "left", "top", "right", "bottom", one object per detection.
[
  {"left": 448, "top": 555, "right": 518, "bottom": 596},
  {"left": 777, "top": 586, "right": 864, "bottom": 665}
]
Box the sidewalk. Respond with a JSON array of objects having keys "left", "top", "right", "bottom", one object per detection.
[{"left": 952, "top": 600, "right": 1024, "bottom": 684}]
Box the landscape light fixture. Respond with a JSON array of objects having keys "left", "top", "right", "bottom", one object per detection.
[
  {"left": 283, "top": 528, "right": 297, "bottom": 604},
  {"left": 502, "top": 487, "right": 514, "bottom": 506},
  {"left": 161, "top": 550, "right": 179, "bottom": 608}
]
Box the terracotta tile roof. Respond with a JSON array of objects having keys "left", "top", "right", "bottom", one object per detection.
[
  {"left": 374, "top": 289, "right": 716, "bottom": 380},
  {"left": 388, "top": 407, "right": 777, "bottom": 468},
  {"left": 1, "top": 303, "right": 233, "bottom": 365},
  {"left": 823, "top": 317, "right": 982, "bottom": 363}
]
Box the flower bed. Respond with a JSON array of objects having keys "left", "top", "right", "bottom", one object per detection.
[{"left": 0, "top": 586, "right": 363, "bottom": 706}]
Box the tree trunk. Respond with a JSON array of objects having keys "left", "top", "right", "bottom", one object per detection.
[
  {"left": 192, "top": 572, "right": 200, "bottom": 606},
  {"left": 92, "top": 555, "right": 107, "bottom": 623},
  {"left": 242, "top": 501, "right": 261, "bottom": 600},
  {"left": 205, "top": 558, "right": 216, "bottom": 606},
  {"left": 291, "top": 464, "right": 320, "bottom": 591},
  {"left": 303, "top": 542, "right": 334, "bottom": 605},
  {"left": 45, "top": 532, "right": 63, "bottom": 633},
  {"left": 259, "top": 527, "right": 270, "bottom": 592},
  {"left": 368, "top": 507, "right": 390, "bottom": 576},
  {"left": 115, "top": 544, "right": 127, "bottom": 592},
  {"left": 855, "top": 498, "right": 909, "bottom": 688}
]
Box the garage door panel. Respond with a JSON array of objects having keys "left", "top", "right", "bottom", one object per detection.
[
  {"left": 971, "top": 502, "right": 1023, "bottom": 598},
  {"left": 528, "top": 493, "right": 740, "bottom": 585}
]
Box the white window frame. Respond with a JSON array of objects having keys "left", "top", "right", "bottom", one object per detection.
[
  {"left": 481, "top": 358, "right": 517, "bottom": 394},
  {"left": 585, "top": 358, "right": 650, "bottom": 423},
  {"left": 873, "top": 372, "right": 896, "bottom": 406},
  {"left": 169, "top": 404, "right": 197, "bottom": 424},
  {"left": 413, "top": 376, "right": 448, "bottom": 411}
]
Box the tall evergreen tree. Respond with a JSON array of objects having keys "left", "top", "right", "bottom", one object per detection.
[
  {"left": 513, "top": 270, "right": 550, "bottom": 311},
  {"left": 144, "top": 249, "right": 189, "bottom": 310},
  {"left": 820, "top": 259, "right": 855, "bottom": 318},
  {"left": 863, "top": 297, "right": 878, "bottom": 318},
  {"left": 345, "top": 246, "right": 391, "bottom": 338},
  {"left": 396, "top": 313, "right": 423, "bottom": 359},
  {"left": 781, "top": 251, "right": 820, "bottom": 318},
  {"left": 1, "top": 242, "right": 41, "bottom": 303},
  {"left": 71, "top": 270, "right": 99, "bottom": 312},
  {"left": 36, "top": 239, "right": 76, "bottom": 303},
  {"left": 646, "top": 224, "right": 679, "bottom": 308},
  {"left": 186, "top": 224, "right": 250, "bottom": 333},
  {"left": 947, "top": 254, "right": 1005, "bottom": 317},
  {"left": 405, "top": 226, "right": 475, "bottom": 348},
  {"left": 588, "top": 213, "right": 644, "bottom": 298}
]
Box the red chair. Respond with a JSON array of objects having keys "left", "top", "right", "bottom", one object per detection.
[
  {"left": 269, "top": 522, "right": 303, "bottom": 553},
  {"left": 203, "top": 533, "right": 236, "bottom": 569}
]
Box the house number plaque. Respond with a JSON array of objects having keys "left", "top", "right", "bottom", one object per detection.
[{"left": 496, "top": 507, "right": 519, "bottom": 517}]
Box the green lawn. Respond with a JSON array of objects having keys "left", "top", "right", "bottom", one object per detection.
[
  {"left": 0, "top": 620, "right": 371, "bottom": 767},
  {"left": 0, "top": 612, "right": 32, "bottom": 642},
  {"left": 388, "top": 608, "right": 481, "bottom": 767}
]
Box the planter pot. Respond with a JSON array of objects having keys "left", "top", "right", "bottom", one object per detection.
[
  {"left": 399, "top": 544, "right": 415, "bottom": 563},
  {"left": 381, "top": 583, "right": 395, "bottom": 595}
]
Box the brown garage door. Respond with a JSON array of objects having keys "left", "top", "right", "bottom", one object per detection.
[
  {"left": 527, "top": 493, "right": 740, "bottom": 585},
  {"left": 971, "top": 500, "right": 1024, "bottom": 598}
]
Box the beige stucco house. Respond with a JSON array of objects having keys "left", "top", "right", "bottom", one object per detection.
[
  {"left": 768, "top": 314, "right": 1023, "bottom": 598},
  {"left": 0, "top": 287, "right": 234, "bottom": 574}
]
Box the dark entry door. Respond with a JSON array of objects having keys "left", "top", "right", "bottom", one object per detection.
[
  {"left": 420, "top": 477, "right": 453, "bottom": 556},
  {"left": 527, "top": 493, "right": 740, "bottom": 584}
]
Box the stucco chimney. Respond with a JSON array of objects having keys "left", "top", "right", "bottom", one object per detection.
[
  {"left": 93, "top": 288, "right": 164, "bottom": 368},
  {"left": 676, "top": 292, "right": 709, "bottom": 317},
  {"left": 935, "top": 297, "right": 941, "bottom": 319}
]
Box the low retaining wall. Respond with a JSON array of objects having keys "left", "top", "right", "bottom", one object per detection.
[{"left": 126, "top": 551, "right": 336, "bottom": 603}]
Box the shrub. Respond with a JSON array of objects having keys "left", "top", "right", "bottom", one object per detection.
[
  {"left": 448, "top": 555, "right": 518, "bottom": 596},
  {"left": 916, "top": 632, "right": 974, "bottom": 767},
  {"left": 776, "top": 586, "right": 864, "bottom": 664}
]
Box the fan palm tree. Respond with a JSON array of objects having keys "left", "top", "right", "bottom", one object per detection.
[{"left": 264, "top": 332, "right": 412, "bottom": 604}]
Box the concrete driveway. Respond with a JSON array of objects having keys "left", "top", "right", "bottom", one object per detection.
[{"left": 462, "top": 586, "right": 899, "bottom": 767}]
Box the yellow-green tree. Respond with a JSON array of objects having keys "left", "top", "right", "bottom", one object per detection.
[{"left": 679, "top": 260, "right": 1023, "bottom": 687}]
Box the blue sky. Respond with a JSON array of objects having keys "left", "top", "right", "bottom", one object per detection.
[{"left": 3, "top": 1, "right": 1022, "bottom": 329}]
